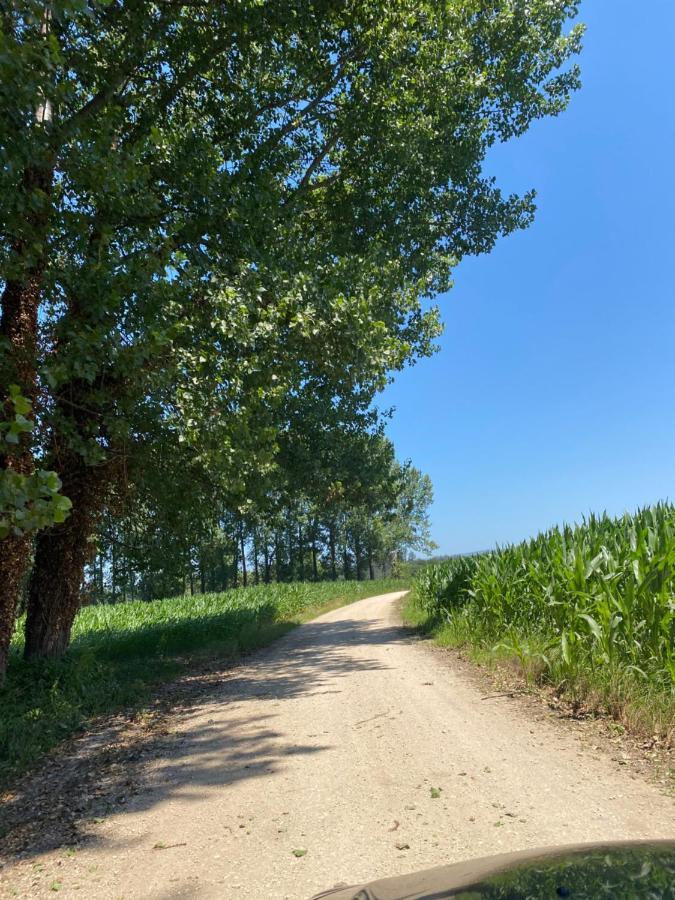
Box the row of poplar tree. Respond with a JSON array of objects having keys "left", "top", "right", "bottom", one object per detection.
[
  {"left": 92, "top": 441, "right": 433, "bottom": 603},
  {"left": 0, "top": 0, "right": 583, "bottom": 681}
]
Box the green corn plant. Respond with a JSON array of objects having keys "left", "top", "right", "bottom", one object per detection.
[{"left": 414, "top": 503, "right": 675, "bottom": 697}]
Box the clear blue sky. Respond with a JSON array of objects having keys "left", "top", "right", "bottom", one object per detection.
[{"left": 382, "top": 1, "right": 675, "bottom": 556}]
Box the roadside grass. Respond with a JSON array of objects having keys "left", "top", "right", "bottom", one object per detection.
[
  {"left": 1, "top": 579, "right": 407, "bottom": 789},
  {"left": 402, "top": 592, "right": 675, "bottom": 744},
  {"left": 404, "top": 504, "right": 675, "bottom": 746}
]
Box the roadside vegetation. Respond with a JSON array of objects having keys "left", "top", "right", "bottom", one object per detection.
[
  {"left": 407, "top": 504, "right": 674, "bottom": 744},
  {"left": 0, "top": 579, "right": 406, "bottom": 788}
]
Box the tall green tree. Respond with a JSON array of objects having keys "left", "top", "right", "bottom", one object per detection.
[
  {"left": 1, "top": 0, "right": 583, "bottom": 671},
  {"left": 89, "top": 428, "right": 434, "bottom": 596}
]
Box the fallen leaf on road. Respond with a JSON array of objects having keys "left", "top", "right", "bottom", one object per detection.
[{"left": 292, "top": 849, "right": 307, "bottom": 858}]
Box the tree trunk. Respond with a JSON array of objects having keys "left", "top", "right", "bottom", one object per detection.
[
  {"left": 252, "top": 529, "right": 259, "bottom": 585},
  {"left": 23, "top": 458, "right": 108, "bottom": 660},
  {"left": 0, "top": 534, "right": 31, "bottom": 679},
  {"left": 311, "top": 542, "right": 318, "bottom": 581},
  {"left": 240, "top": 525, "right": 247, "bottom": 588},
  {"left": 96, "top": 551, "right": 104, "bottom": 600},
  {"left": 264, "top": 543, "right": 270, "bottom": 584},
  {"left": 111, "top": 539, "right": 117, "bottom": 601},
  {"left": 287, "top": 526, "right": 294, "bottom": 582},
  {"left": 328, "top": 523, "right": 337, "bottom": 581},
  {"left": 343, "top": 545, "right": 351, "bottom": 580},
  {"left": 368, "top": 546, "right": 375, "bottom": 580},
  {"left": 0, "top": 161, "right": 54, "bottom": 679},
  {"left": 310, "top": 517, "right": 319, "bottom": 581},
  {"left": 274, "top": 532, "right": 283, "bottom": 582},
  {"left": 298, "top": 524, "right": 305, "bottom": 582},
  {"left": 232, "top": 533, "right": 239, "bottom": 588},
  {"left": 354, "top": 535, "right": 362, "bottom": 581}
]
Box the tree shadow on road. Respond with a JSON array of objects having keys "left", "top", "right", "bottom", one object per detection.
[{"left": 0, "top": 612, "right": 414, "bottom": 863}]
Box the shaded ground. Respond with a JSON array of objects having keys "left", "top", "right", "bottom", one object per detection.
[{"left": 1, "top": 591, "right": 673, "bottom": 899}]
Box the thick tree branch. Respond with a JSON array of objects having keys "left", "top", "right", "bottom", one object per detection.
[
  {"left": 53, "top": 10, "right": 170, "bottom": 148},
  {"left": 235, "top": 48, "right": 361, "bottom": 182},
  {"left": 295, "top": 131, "right": 340, "bottom": 196},
  {"left": 120, "top": 38, "right": 233, "bottom": 150}
]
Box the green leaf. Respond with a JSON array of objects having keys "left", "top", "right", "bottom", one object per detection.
[
  {"left": 578, "top": 613, "right": 603, "bottom": 643},
  {"left": 561, "top": 631, "right": 571, "bottom": 666},
  {"left": 12, "top": 394, "right": 32, "bottom": 416}
]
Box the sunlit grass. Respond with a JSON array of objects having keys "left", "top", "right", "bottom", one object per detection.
[{"left": 1, "top": 579, "right": 407, "bottom": 788}]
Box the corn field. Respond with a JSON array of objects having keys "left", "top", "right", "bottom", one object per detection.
[
  {"left": 10, "top": 578, "right": 408, "bottom": 661},
  {"left": 415, "top": 504, "right": 675, "bottom": 701}
]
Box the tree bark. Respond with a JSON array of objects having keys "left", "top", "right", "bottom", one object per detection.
[
  {"left": 222, "top": 547, "right": 229, "bottom": 590},
  {"left": 286, "top": 525, "right": 294, "bottom": 581},
  {"left": 0, "top": 160, "right": 54, "bottom": 678},
  {"left": 264, "top": 543, "right": 270, "bottom": 584},
  {"left": 240, "top": 523, "right": 247, "bottom": 588},
  {"left": 354, "top": 535, "right": 362, "bottom": 581},
  {"left": 328, "top": 523, "right": 337, "bottom": 581},
  {"left": 232, "top": 539, "right": 238, "bottom": 587},
  {"left": 0, "top": 534, "right": 31, "bottom": 678},
  {"left": 298, "top": 524, "right": 305, "bottom": 582},
  {"left": 343, "top": 545, "right": 351, "bottom": 580},
  {"left": 311, "top": 542, "right": 318, "bottom": 581},
  {"left": 310, "top": 516, "right": 319, "bottom": 581},
  {"left": 111, "top": 538, "right": 117, "bottom": 601},
  {"left": 252, "top": 529, "right": 259, "bottom": 585},
  {"left": 24, "top": 457, "right": 109, "bottom": 659},
  {"left": 98, "top": 552, "right": 104, "bottom": 599},
  {"left": 274, "top": 532, "right": 283, "bottom": 582}
]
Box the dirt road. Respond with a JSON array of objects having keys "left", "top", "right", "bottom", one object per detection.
[{"left": 2, "top": 591, "right": 673, "bottom": 898}]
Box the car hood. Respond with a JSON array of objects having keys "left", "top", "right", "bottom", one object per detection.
[{"left": 310, "top": 840, "right": 675, "bottom": 899}]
